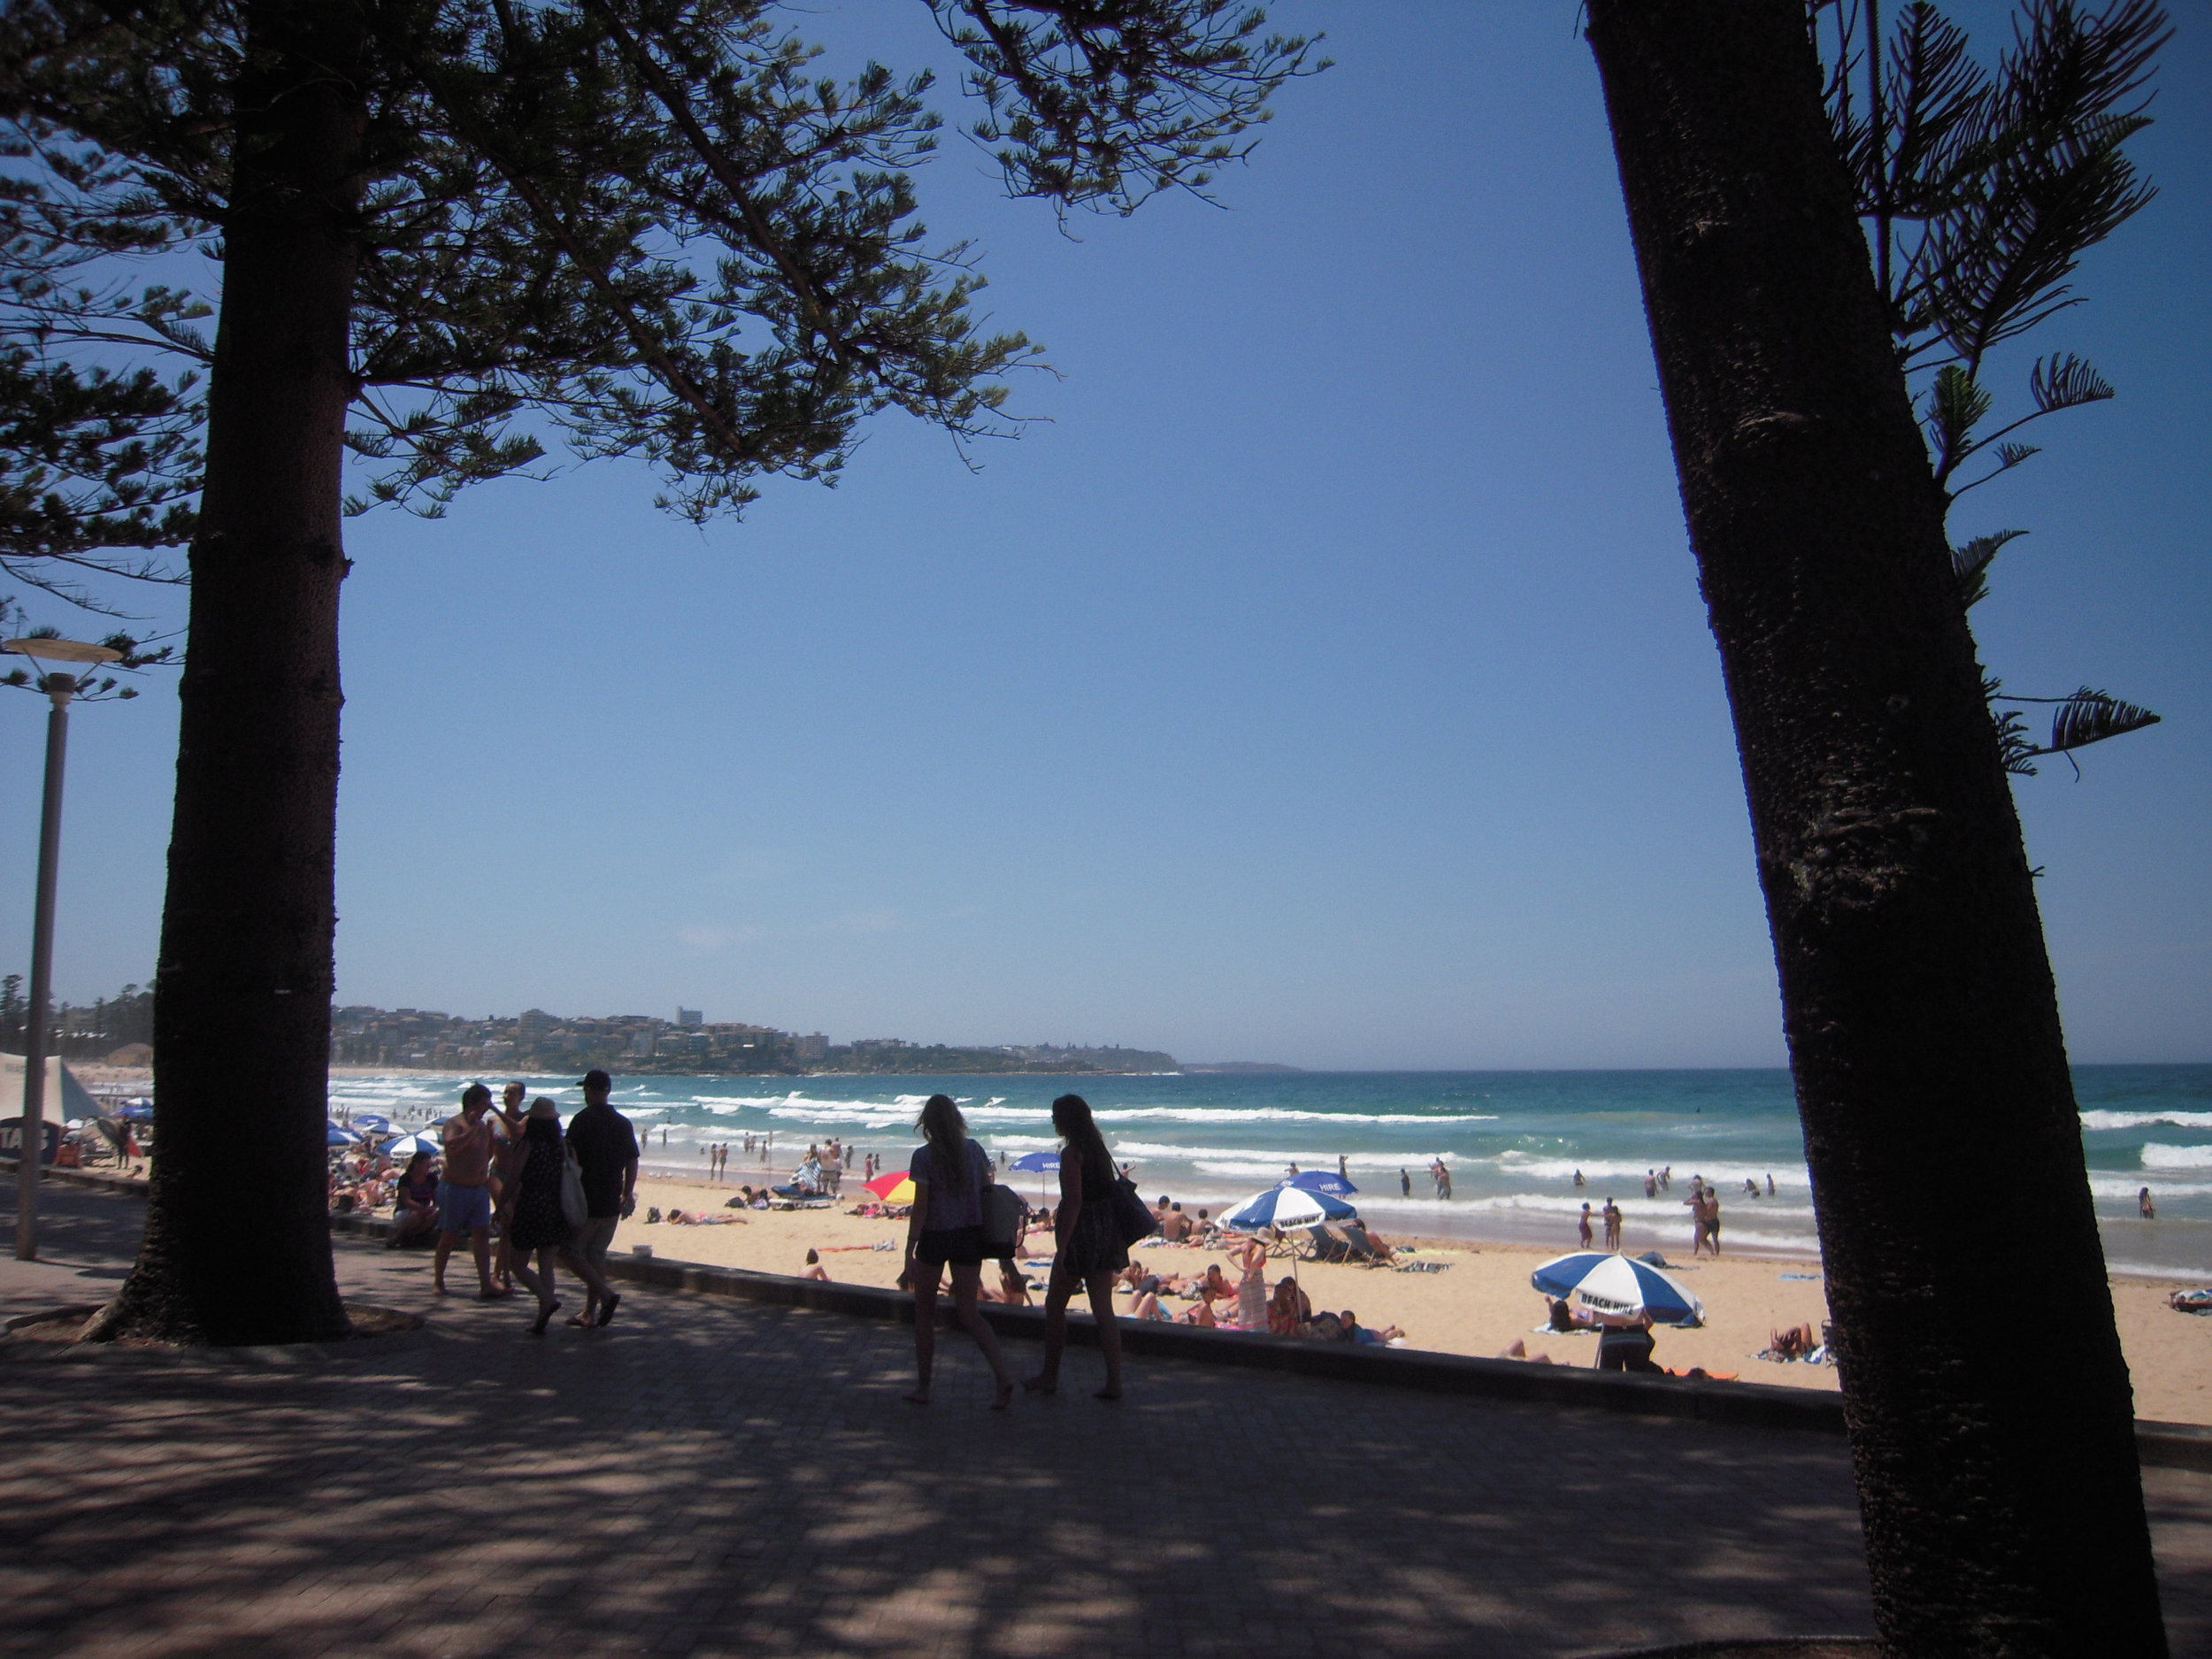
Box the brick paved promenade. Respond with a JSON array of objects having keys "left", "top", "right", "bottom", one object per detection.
[{"left": 4, "top": 1183, "right": 2207, "bottom": 1657}]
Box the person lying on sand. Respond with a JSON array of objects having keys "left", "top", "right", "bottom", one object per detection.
[
  {"left": 1124, "top": 1287, "right": 1173, "bottom": 1322},
  {"left": 1340, "top": 1309, "right": 1404, "bottom": 1345},
  {"left": 1766, "top": 1322, "right": 1816, "bottom": 1360},
  {"left": 979, "top": 1262, "right": 1033, "bottom": 1305},
  {"left": 1548, "top": 1297, "right": 1596, "bottom": 1333},
  {"left": 1501, "top": 1338, "right": 1553, "bottom": 1364}
]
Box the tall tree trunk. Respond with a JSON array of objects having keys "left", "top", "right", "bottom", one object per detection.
[
  {"left": 1583, "top": 4, "right": 2161, "bottom": 1653},
  {"left": 86, "top": 0, "right": 365, "bottom": 1346}
]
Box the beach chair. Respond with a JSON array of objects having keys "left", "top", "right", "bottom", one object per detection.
[
  {"left": 1300, "top": 1225, "right": 1345, "bottom": 1263},
  {"left": 1333, "top": 1223, "right": 1389, "bottom": 1265}
]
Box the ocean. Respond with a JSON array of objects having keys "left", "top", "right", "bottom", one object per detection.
[{"left": 328, "top": 1064, "right": 2212, "bottom": 1278}]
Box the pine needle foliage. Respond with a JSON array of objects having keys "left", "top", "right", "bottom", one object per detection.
[
  {"left": 0, "top": 0, "right": 1318, "bottom": 576},
  {"left": 1815, "top": 0, "right": 2169, "bottom": 773}
]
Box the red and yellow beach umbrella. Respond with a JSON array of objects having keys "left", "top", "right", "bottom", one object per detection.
[{"left": 865, "top": 1169, "right": 916, "bottom": 1204}]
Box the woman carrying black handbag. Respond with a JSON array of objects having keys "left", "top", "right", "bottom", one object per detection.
[{"left": 1023, "top": 1093, "right": 1129, "bottom": 1401}]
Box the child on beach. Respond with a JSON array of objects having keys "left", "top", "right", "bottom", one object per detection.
[{"left": 1578, "top": 1203, "right": 1594, "bottom": 1248}]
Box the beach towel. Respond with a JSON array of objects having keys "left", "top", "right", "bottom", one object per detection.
[{"left": 2169, "top": 1288, "right": 2212, "bottom": 1314}]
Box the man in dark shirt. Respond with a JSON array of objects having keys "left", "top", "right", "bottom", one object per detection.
[{"left": 560, "top": 1069, "right": 637, "bottom": 1327}]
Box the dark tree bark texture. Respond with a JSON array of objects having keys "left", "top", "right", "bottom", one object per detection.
[
  {"left": 1584, "top": 4, "right": 2162, "bottom": 1654},
  {"left": 87, "top": 0, "right": 365, "bottom": 1345}
]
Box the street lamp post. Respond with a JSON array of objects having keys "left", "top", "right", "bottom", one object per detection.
[{"left": 6, "top": 635, "right": 123, "bottom": 1260}]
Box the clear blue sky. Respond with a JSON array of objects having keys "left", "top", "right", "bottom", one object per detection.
[{"left": 3, "top": 3, "right": 2205, "bottom": 1069}]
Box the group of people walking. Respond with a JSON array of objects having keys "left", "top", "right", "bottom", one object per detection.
[
  {"left": 417, "top": 1070, "right": 640, "bottom": 1335},
  {"left": 898, "top": 1091, "right": 1130, "bottom": 1408}
]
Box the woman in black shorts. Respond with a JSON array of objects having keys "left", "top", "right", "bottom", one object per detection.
[
  {"left": 1023, "top": 1093, "right": 1128, "bottom": 1401},
  {"left": 899, "top": 1094, "right": 1015, "bottom": 1409}
]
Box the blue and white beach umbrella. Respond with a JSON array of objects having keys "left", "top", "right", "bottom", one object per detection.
[
  {"left": 116, "top": 1099, "right": 154, "bottom": 1121},
  {"left": 1225, "top": 1184, "right": 1356, "bottom": 1233},
  {"left": 349, "top": 1113, "right": 393, "bottom": 1134},
  {"left": 384, "top": 1133, "right": 442, "bottom": 1160},
  {"left": 1010, "top": 1151, "right": 1061, "bottom": 1172},
  {"left": 326, "top": 1121, "right": 359, "bottom": 1147},
  {"left": 1530, "top": 1251, "right": 1705, "bottom": 1327},
  {"left": 1284, "top": 1170, "right": 1357, "bottom": 1198}
]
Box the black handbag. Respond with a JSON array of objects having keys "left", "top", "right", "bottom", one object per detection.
[{"left": 1110, "top": 1171, "right": 1160, "bottom": 1247}]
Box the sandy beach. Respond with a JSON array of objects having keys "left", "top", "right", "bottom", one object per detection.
[{"left": 612, "top": 1170, "right": 2212, "bottom": 1426}]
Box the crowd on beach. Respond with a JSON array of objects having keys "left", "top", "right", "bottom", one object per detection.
[
  {"left": 313, "top": 1071, "right": 2212, "bottom": 1413},
  {"left": 1562, "top": 1164, "right": 1786, "bottom": 1259}
]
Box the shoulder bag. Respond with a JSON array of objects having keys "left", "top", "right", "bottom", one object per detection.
[
  {"left": 560, "top": 1142, "right": 590, "bottom": 1231},
  {"left": 1109, "top": 1167, "right": 1160, "bottom": 1247}
]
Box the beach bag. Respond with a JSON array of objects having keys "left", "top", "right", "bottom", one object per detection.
[
  {"left": 559, "top": 1144, "right": 590, "bottom": 1231},
  {"left": 1109, "top": 1171, "right": 1159, "bottom": 1247},
  {"left": 982, "top": 1182, "right": 1024, "bottom": 1253}
]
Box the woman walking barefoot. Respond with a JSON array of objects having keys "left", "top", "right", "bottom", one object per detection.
[
  {"left": 505, "top": 1099, "right": 570, "bottom": 1336},
  {"left": 1025, "top": 1094, "right": 1128, "bottom": 1401},
  {"left": 900, "top": 1094, "right": 1015, "bottom": 1409}
]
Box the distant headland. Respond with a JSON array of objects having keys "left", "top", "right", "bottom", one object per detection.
[{"left": 324, "top": 1002, "right": 1294, "bottom": 1078}]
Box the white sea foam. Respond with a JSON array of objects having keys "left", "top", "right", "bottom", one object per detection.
[
  {"left": 1491, "top": 1151, "right": 1811, "bottom": 1188},
  {"left": 2089, "top": 1172, "right": 2212, "bottom": 1199},
  {"left": 674, "top": 1095, "right": 1502, "bottom": 1131},
  {"left": 2141, "top": 1143, "right": 2212, "bottom": 1171},
  {"left": 2080, "top": 1110, "right": 2212, "bottom": 1132},
  {"left": 1090, "top": 1107, "right": 1499, "bottom": 1125}
]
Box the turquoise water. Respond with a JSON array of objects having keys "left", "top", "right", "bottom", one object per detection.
[{"left": 329, "top": 1064, "right": 2211, "bottom": 1276}]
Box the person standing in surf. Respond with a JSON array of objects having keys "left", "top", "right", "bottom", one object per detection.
[
  {"left": 899, "top": 1094, "right": 1014, "bottom": 1409},
  {"left": 1024, "top": 1093, "right": 1128, "bottom": 1401}
]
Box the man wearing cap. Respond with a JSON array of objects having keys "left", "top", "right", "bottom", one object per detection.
[
  {"left": 560, "top": 1069, "right": 638, "bottom": 1327},
  {"left": 434, "top": 1084, "right": 506, "bottom": 1298}
]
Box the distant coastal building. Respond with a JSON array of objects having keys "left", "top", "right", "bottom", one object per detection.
[{"left": 677, "top": 1007, "right": 703, "bottom": 1029}]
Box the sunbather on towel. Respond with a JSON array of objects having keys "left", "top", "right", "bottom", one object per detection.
[{"left": 1340, "top": 1309, "right": 1405, "bottom": 1345}]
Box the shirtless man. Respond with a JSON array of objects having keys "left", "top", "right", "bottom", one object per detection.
[
  {"left": 1602, "top": 1197, "right": 1623, "bottom": 1252},
  {"left": 434, "top": 1085, "right": 505, "bottom": 1298},
  {"left": 490, "top": 1080, "right": 528, "bottom": 1288}
]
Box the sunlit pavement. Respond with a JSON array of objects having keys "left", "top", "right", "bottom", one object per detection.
[{"left": 3, "top": 1181, "right": 2205, "bottom": 1657}]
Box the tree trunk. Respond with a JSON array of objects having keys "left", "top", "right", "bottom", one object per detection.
[
  {"left": 86, "top": 0, "right": 365, "bottom": 1346},
  {"left": 1583, "top": 4, "right": 2161, "bottom": 1653}
]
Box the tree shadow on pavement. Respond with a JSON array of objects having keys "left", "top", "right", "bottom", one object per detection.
[{"left": 0, "top": 1194, "right": 2200, "bottom": 1658}]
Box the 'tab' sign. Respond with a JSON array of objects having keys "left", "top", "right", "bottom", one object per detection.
[{"left": 0, "top": 1118, "right": 61, "bottom": 1165}]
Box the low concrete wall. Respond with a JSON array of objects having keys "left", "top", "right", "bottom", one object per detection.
[{"left": 25, "top": 1172, "right": 2200, "bottom": 1471}]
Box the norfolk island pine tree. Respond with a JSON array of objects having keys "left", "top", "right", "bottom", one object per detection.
[
  {"left": 1586, "top": 2, "right": 2168, "bottom": 1651},
  {"left": 0, "top": 0, "right": 1318, "bottom": 1345}
]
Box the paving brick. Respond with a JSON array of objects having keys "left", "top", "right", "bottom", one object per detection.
[{"left": 4, "top": 1181, "right": 2207, "bottom": 1655}]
